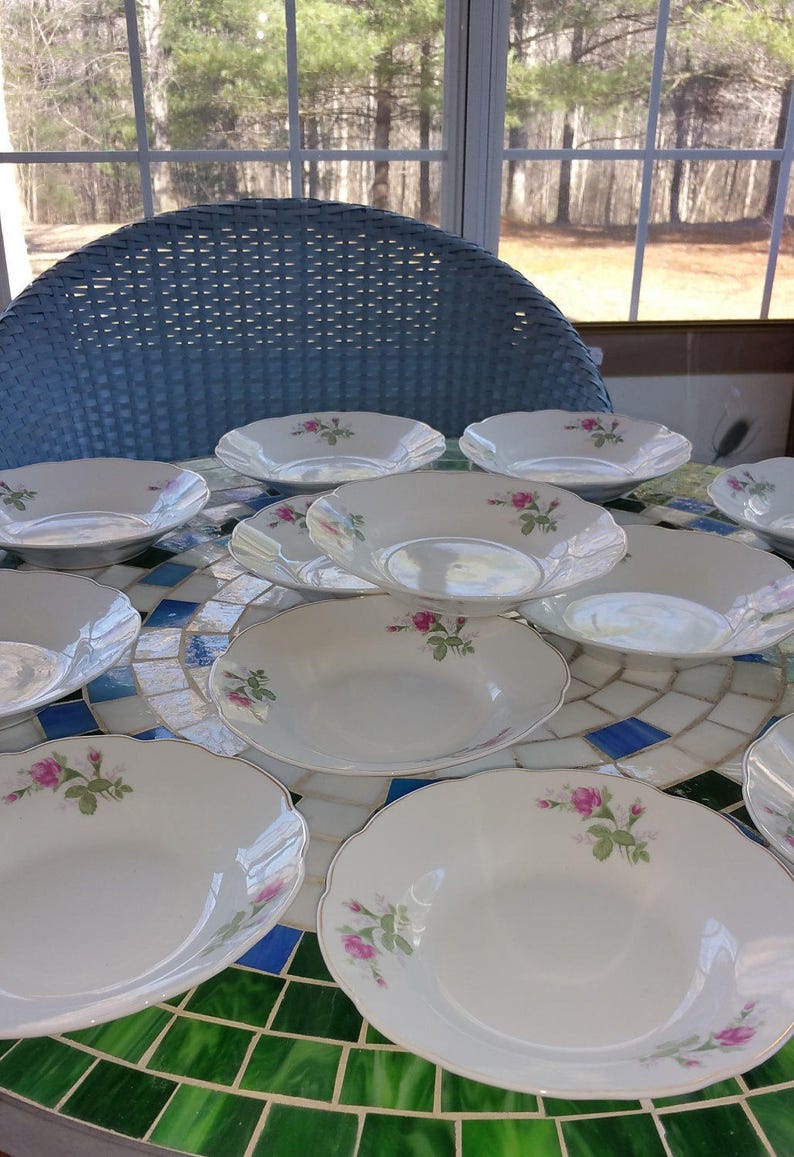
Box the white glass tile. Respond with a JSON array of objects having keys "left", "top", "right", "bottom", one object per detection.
[
  {"left": 546, "top": 701, "right": 615, "bottom": 738},
  {"left": 707, "top": 692, "right": 774, "bottom": 733},
  {"left": 171, "top": 575, "right": 225, "bottom": 604},
  {"left": 127, "top": 585, "right": 168, "bottom": 613},
  {"left": 91, "top": 697, "right": 159, "bottom": 735},
  {"left": 434, "top": 749, "right": 520, "bottom": 778},
  {"left": 180, "top": 718, "right": 249, "bottom": 756},
  {"left": 134, "top": 628, "right": 182, "bottom": 659},
  {"left": 568, "top": 653, "right": 620, "bottom": 688},
  {"left": 514, "top": 737, "right": 599, "bottom": 769},
  {"left": 672, "top": 663, "right": 730, "bottom": 699},
  {"left": 301, "top": 771, "right": 390, "bottom": 807},
  {"left": 133, "top": 661, "right": 189, "bottom": 695},
  {"left": 215, "top": 575, "right": 275, "bottom": 603},
  {"left": 728, "top": 661, "right": 784, "bottom": 699},
  {"left": 563, "top": 678, "right": 598, "bottom": 703},
  {"left": 151, "top": 688, "right": 213, "bottom": 730},
  {"left": 284, "top": 880, "right": 324, "bottom": 932},
  {"left": 588, "top": 681, "right": 658, "bottom": 716},
  {"left": 304, "top": 836, "right": 341, "bottom": 882},
  {"left": 0, "top": 716, "right": 46, "bottom": 755},
  {"left": 675, "top": 720, "right": 747, "bottom": 762},
  {"left": 188, "top": 600, "right": 246, "bottom": 632},
  {"left": 296, "top": 796, "right": 373, "bottom": 841},
  {"left": 95, "top": 564, "right": 147, "bottom": 589},
  {"left": 238, "top": 748, "right": 311, "bottom": 790},
  {"left": 621, "top": 664, "right": 677, "bottom": 690},
  {"left": 618, "top": 743, "right": 705, "bottom": 787},
  {"left": 638, "top": 691, "right": 711, "bottom": 733}
]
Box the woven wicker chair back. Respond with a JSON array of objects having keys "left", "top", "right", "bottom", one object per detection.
[{"left": 0, "top": 198, "right": 611, "bottom": 467}]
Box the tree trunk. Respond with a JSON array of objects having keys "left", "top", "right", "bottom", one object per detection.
[
  {"left": 556, "top": 21, "right": 584, "bottom": 225},
  {"left": 668, "top": 85, "right": 690, "bottom": 225},
  {"left": 762, "top": 77, "right": 792, "bottom": 221},
  {"left": 140, "top": 0, "right": 176, "bottom": 212},
  {"left": 371, "top": 49, "right": 393, "bottom": 209},
  {"left": 419, "top": 40, "right": 431, "bottom": 219}
]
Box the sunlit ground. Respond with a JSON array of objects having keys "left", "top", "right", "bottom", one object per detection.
[{"left": 21, "top": 218, "right": 794, "bottom": 325}]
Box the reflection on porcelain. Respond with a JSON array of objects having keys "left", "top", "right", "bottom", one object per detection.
[
  {"left": 709, "top": 458, "right": 794, "bottom": 559},
  {"left": 318, "top": 767, "right": 794, "bottom": 1098},
  {"left": 0, "top": 570, "right": 141, "bottom": 726},
  {"left": 459, "top": 410, "right": 692, "bottom": 502},
  {"left": 743, "top": 713, "right": 794, "bottom": 866},
  {"left": 0, "top": 458, "right": 210, "bottom": 568},
  {"left": 0, "top": 735, "right": 307, "bottom": 1037},
  {"left": 230, "top": 494, "right": 379, "bottom": 596},
  {"left": 215, "top": 411, "right": 446, "bottom": 493},
  {"left": 522, "top": 524, "right": 794, "bottom": 666},
  {"left": 306, "top": 472, "right": 627, "bottom": 618},
  {"left": 208, "top": 594, "right": 569, "bottom": 775}
]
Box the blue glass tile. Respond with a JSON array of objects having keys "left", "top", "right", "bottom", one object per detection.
[
  {"left": 755, "top": 715, "right": 782, "bottom": 738},
  {"left": 38, "top": 700, "right": 98, "bottom": 739},
  {"left": 724, "top": 813, "right": 766, "bottom": 845},
  {"left": 86, "top": 666, "right": 137, "bottom": 703},
  {"left": 184, "top": 634, "right": 230, "bottom": 668},
  {"left": 735, "top": 653, "right": 770, "bottom": 664},
  {"left": 666, "top": 497, "right": 714, "bottom": 514},
  {"left": 587, "top": 717, "right": 671, "bottom": 760},
  {"left": 144, "top": 599, "right": 201, "bottom": 628},
  {"left": 134, "top": 726, "right": 179, "bottom": 740},
  {"left": 218, "top": 486, "right": 270, "bottom": 502},
  {"left": 237, "top": 925, "right": 302, "bottom": 974},
  {"left": 139, "top": 562, "right": 197, "bottom": 587},
  {"left": 688, "top": 516, "right": 740, "bottom": 535},
  {"left": 245, "top": 492, "right": 283, "bottom": 511},
  {"left": 385, "top": 779, "right": 434, "bottom": 805}
]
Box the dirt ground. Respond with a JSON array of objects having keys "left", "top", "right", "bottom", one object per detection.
[{"left": 22, "top": 218, "right": 794, "bottom": 323}]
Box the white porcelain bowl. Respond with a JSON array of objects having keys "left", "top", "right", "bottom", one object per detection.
[
  {"left": 305, "top": 472, "right": 626, "bottom": 618},
  {"left": 0, "top": 458, "right": 210, "bottom": 569},
  {"left": 0, "top": 735, "right": 307, "bottom": 1037},
  {"left": 0, "top": 570, "right": 141, "bottom": 727},
  {"left": 215, "top": 411, "right": 446, "bottom": 493},
  {"left": 522, "top": 524, "right": 794, "bottom": 665},
  {"left": 708, "top": 458, "right": 794, "bottom": 559},
  {"left": 459, "top": 410, "right": 692, "bottom": 502},
  {"left": 743, "top": 714, "right": 794, "bottom": 867},
  {"left": 209, "top": 595, "right": 569, "bottom": 775},
  {"left": 229, "top": 494, "right": 378, "bottom": 596},
  {"left": 319, "top": 767, "right": 794, "bottom": 1099}
]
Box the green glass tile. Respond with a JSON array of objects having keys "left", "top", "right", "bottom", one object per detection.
[
  {"left": 149, "top": 1084, "right": 262, "bottom": 1157},
  {"left": 0, "top": 1040, "right": 17, "bottom": 1060},
  {"left": 62, "top": 1060, "right": 176, "bottom": 1137},
  {"left": 441, "top": 1070, "right": 539, "bottom": 1112},
  {"left": 653, "top": 1077, "right": 742, "bottom": 1108},
  {"left": 288, "top": 931, "right": 334, "bottom": 982},
  {"left": 66, "top": 1005, "right": 173, "bottom": 1061},
  {"left": 365, "top": 1023, "right": 395, "bottom": 1045},
  {"left": 0, "top": 1038, "right": 94, "bottom": 1107},
  {"left": 462, "top": 1118, "right": 561, "bottom": 1157},
  {"left": 271, "top": 979, "right": 362, "bottom": 1041},
  {"left": 358, "top": 1113, "right": 455, "bottom": 1157},
  {"left": 727, "top": 804, "right": 757, "bottom": 831},
  {"left": 563, "top": 1112, "right": 666, "bottom": 1157},
  {"left": 148, "top": 1016, "right": 253, "bottom": 1083},
  {"left": 241, "top": 1034, "right": 342, "bottom": 1099},
  {"left": 666, "top": 771, "right": 743, "bottom": 811},
  {"left": 743, "top": 1034, "right": 794, "bottom": 1088},
  {"left": 340, "top": 1048, "right": 435, "bottom": 1111},
  {"left": 544, "top": 1096, "right": 643, "bottom": 1116},
  {"left": 659, "top": 1103, "right": 769, "bottom": 1157},
  {"left": 747, "top": 1089, "right": 794, "bottom": 1154},
  {"left": 185, "top": 966, "right": 284, "bottom": 1024},
  {"left": 252, "top": 1103, "right": 358, "bottom": 1157}
]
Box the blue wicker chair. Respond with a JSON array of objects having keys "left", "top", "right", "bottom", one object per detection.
[{"left": 0, "top": 198, "right": 611, "bottom": 468}]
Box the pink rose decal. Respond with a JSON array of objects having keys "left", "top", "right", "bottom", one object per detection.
[
  {"left": 29, "top": 757, "right": 62, "bottom": 788},
  {"left": 511, "top": 491, "right": 535, "bottom": 509},
  {"left": 343, "top": 934, "right": 377, "bottom": 960},
  {"left": 581, "top": 417, "right": 598, "bottom": 431},
  {"left": 3, "top": 793, "right": 18, "bottom": 804},
  {"left": 571, "top": 786, "right": 602, "bottom": 816},
  {"left": 254, "top": 879, "right": 285, "bottom": 905},
  {"left": 727, "top": 477, "right": 743, "bottom": 491},
  {"left": 227, "top": 691, "right": 253, "bottom": 707},
  {"left": 713, "top": 1025, "right": 755, "bottom": 1047},
  {"left": 303, "top": 420, "right": 320, "bottom": 432},
  {"left": 275, "top": 505, "right": 296, "bottom": 522},
  {"left": 412, "top": 611, "right": 437, "bottom": 633}
]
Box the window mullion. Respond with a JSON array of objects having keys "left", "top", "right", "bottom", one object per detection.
[
  {"left": 761, "top": 84, "right": 794, "bottom": 318},
  {"left": 284, "top": 0, "right": 302, "bottom": 197},
  {"left": 124, "top": 0, "right": 154, "bottom": 218}
]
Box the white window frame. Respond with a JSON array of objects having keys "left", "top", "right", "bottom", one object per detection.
[{"left": 0, "top": 0, "right": 790, "bottom": 320}]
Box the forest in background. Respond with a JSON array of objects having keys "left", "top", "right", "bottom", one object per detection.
[{"left": 0, "top": 0, "right": 792, "bottom": 234}]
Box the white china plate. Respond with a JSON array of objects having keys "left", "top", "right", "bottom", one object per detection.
[
  {"left": 229, "top": 494, "right": 378, "bottom": 596},
  {"left": 215, "top": 411, "right": 446, "bottom": 493},
  {"left": 306, "top": 472, "right": 626, "bottom": 618},
  {"left": 0, "top": 570, "right": 141, "bottom": 727},
  {"left": 0, "top": 735, "right": 307, "bottom": 1038},
  {"left": 209, "top": 595, "right": 569, "bottom": 775},
  {"left": 522, "top": 524, "right": 794, "bottom": 665},
  {"left": 459, "top": 410, "right": 692, "bottom": 502},
  {"left": 319, "top": 767, "right": 794, "bottom": 1099},
  {"left": 743, "top": 713, "right": 794, "bottom": 867},
  {"left": 0, "top": 458, "right": 210, "bottom": 568},
  {"left": 708, "top": 458, "right": 794, "bottom": 559}
]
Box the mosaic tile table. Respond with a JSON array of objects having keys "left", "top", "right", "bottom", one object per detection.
[{"left": 1, "top": 448, "right": 794, "bottom": 1157}]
